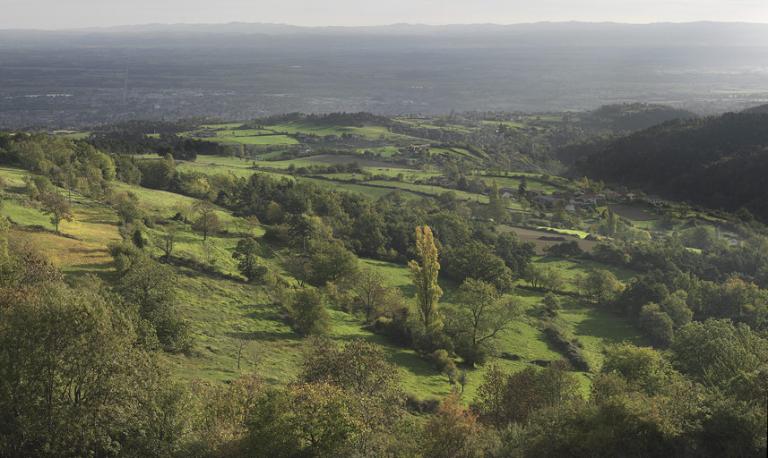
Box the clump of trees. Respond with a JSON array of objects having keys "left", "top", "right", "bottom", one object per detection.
[
  {"left": 109, "top": 242, "right": 191, "bottom": 352},
  {"left": 0, "top": 237, "right": 192, "bottom": 457},
  {"left": 2, "top": 134, "right": 115, "bottom": 200}
]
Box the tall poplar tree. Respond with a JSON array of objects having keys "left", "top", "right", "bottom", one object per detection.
[{"left": 408, "top": 226, "right": 443, "bottom": 331}]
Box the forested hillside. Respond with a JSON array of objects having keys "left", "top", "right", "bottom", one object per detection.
[
  {"left": 743, "top": 103, "right": 768, "bottom": 114},
  {"left": 579, "top": 103, "right": 697, "bottom": 132},
  {"left": 576, "top": 112, "right": 768, "bottom": 220}
]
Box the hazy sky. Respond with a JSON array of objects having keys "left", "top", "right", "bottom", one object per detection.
[{"left": 1, "top": 0, "right": 767, "bottom": 29}]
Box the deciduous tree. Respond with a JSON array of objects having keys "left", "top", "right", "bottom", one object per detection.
[
  {"left": 409, "top": 225, "right": 443, "bottom": 331},
  {"left": 192, "top": 200, "right": 222, "bottom": 240}
]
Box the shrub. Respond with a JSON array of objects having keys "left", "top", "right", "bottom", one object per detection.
[
  {"left": 541, "top": 321, "right": 590, "bottom": 372},
  {"left": 286, "top": 288, "right": 330, "bottom": 336},
  {"left": 545, "top": 241, "right": 584, "bottom": 258},
  {"left": 431, "top": 349, "right": 459, "bottom": 382}
]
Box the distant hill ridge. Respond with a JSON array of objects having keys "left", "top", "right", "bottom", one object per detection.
[
  {"left": 3, "top": 21, "right": 768, "bottom": 47},
  {"left": 743, "top": 103, "right": 768, "bottom": 114},
  {"left": 581, "top": 103, "right": 698, "bottom": 132}
]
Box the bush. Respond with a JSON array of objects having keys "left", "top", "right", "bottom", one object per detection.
[
  {"left": 371, "top": 305, "right": 413, "bottom": 347},
  {"left": 431, "top": 349, "right": 459, "bottom": 382},
  {"left": 453, "top": 335, "right": 491, "bottom": 366},
  {"left": 263, "top": 224, "right": 292, "bottom": 244},
  {"left": 639, "top": 303, "right": 674, "bottom": 347},
  {"left": 286, "top": 288, "right": 330, "bottom": 336},
  {"left": 233, "top": 237, "right": 268, "bottom": 283},
  {"left": 541, "top": 321, "right": 590, "bottom": 372},
  {"left": 541, "top": 292, "right": 561, "bottom": 317},
  {"left": 545, "top": 241, "right": 584, "bottom": 258}
]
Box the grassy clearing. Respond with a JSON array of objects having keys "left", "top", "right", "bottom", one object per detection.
[
  {"left": 481, "top": 176, "right": 560, "bottom": 194},
  {"left": 162, "top": 272, "right": 303, "bottom": 384},
  {"left": 210, "top": 128, "right": 275, "bottom": 137},
  {"left": 300, "top": 178, "right": 413, "bottom": 200},
  {"left": 266, "top": 122, "right": 419, "bottom": 142},
  {"left": 0, "top": 166, "right": 29, "bottom": 187},
  {"left": 429, "top": 147, "right": 476, "bottom": 160},
  {"left": 181, "top": 125, "right": 299, "bottom": 145},
  {"left": 367, "top": 180, "right": 489, "bottom": 203},
  {"left": 53, "top": 130, "right": 91, "bottom": 140},
  {"left": 162, "top": 266, "right": 454, "bottom": 399},
  {"left": 1, "top": 199, "right": 52, "bottom": 229},
  {"left": 557, "top": 302, "right": 646, "bottom": 369},
  {"left": 534, "top": 256, "right": 636, "bottom": 291},
  {"left": 112, "top": 182, "right": 237, "bottom": 226},
  {"left": 199, "top": 122, "right": 245, "bottom": 130},
  {"left": 357, "top": 257, "right": 639, "bottom": 399},
  {"left": 317, "top": 168, "right": 440, "bottom": 182},
  {"left": 254, "top": 154, "right": 409, "bottom": 170},
  {"left": 395, "top": 118, "right": 475, "bottom": 135},
  {"left": 536, "top": 226, "right": 591, "bottom": 239},
  {"left": 499, "top": 225, "right": 597, "bottom": 254},
  {"left": 177, "top": 161, "right": 256, "bottom": 178},
  {"left": 480, "top": 120, "right": 525, "bottom": 129},
  {"left": 214, "top": 134, "right": 298, "bottom": 146},
  {"left": 609, "top": 203, "right": 659, "bottom": 222},
  {"left": 174, "top": 155, "right": 292, "bottom": 182},
  {"left": 1, "top": 167, "right": 120, "bottom": 273}
]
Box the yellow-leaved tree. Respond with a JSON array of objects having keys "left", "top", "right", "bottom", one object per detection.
[{"left": 408, "top": 225, "right": 443, "bottom": 331}]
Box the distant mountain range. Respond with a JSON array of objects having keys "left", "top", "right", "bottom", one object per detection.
[{"left": 3, "top": 21, "right": 768, "bottom": 47}]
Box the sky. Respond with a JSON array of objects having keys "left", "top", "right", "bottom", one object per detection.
[{"left": 1, "top": 0, "right": 767, "bottom": 29}]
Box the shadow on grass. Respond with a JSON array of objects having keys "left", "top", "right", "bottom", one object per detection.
[
  {"left": 574, "top": 311, "right": 644, "bottom": 346},
  {"left": 69, "top": 246, "right": 108, "bottom": 257},
  {"left": 4, "top": 186, "right": 28, "bottom": 195},
  {"left": 226, "top": 330, "right": 296, "bottom": 342},
  {"left": 388, "top": 350, "right": 439, "bottom": 378},
  {"left": 64, "top": 262, "right": 117, "bottom": 282},
  {"left": 243, "top": 305, "right": 283, "bottom": 322}
]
